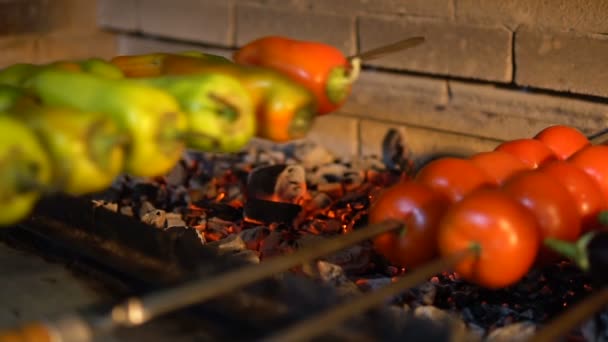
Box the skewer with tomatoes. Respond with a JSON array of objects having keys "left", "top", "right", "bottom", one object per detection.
[{"left": 370, "top": 124, "right": 608, "bottom": 289}]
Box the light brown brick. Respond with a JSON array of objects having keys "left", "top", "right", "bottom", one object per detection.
[
  {"left": 455, "top": 0, "right": 608, "bottom": 33},
  {"left": 305, "top": 114, "right": 359, "bottom": 157},
  {"left": 359, "top": 120, "right": 501, "bottom": 166},
  {"left": 449, "top": 81, "right": 608, "bottom": 137},
  {"left": 37, "top": 32, "right": 117, "bottom": 63},
  {"left": 46, "top": 0, "right": 99, "bottom": 33},
  {"left": 139, "top": 0, "right": 233, "bottom": 46},
  {"left": 235, "top": 4, "right": 355, "bottom": 54},
  {"left": 236, "top": 0, "right": 453, "bottom": 18},
  {"left": 358, "top": 16, "right": 512, "bottom": 82},
  {"left": 515, "top": 28, "right": 608, "bottom": 98},
  {"left": 98, "top": 0, "right": 139, "bottom": 31},
  {"left": 341, "top": 70, "right": 520, "bottom": 140},
  {"left": 0, "top": 0, "right": 49, "bottom": 35},
  {"left": 0, "top": 35, "right": 38, "bottom": 68},
  {"left": 117, "top": 35, "right": 235, "bottom": 59}
]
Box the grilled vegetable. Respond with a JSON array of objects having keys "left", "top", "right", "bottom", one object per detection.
[
  {"left": 0, "top": 59, "right": 123, "bottom": 88},
  {"left": 113, "top": 53, "right": 316, "bottom": 143},
  {"left": 233, "top": 36, "right": 361, "bottom": 115},
  {"left": 137, "top": 74, "right": 255, "bottom": 152},
  {"left": 12, "top": 104, "right": 125, "bottom": 195},
  {"left": 110, "top": 52, "right": 231, "bottom": 78},
  {"left": 438, "top": 188, "right": 541, "bottom": 289},
  {"left": 78, "top": 58, "right": 124, "bottom": 79},
  {"left": 0, "top": 115, "right": 52, "bottom": 226},
  {"left": 26, "top": 69, "right": 187, "bottom": 177}
]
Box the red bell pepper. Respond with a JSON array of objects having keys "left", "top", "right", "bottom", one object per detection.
[{"left": 233, "top": 36, "right": 361, "bottom": 116}]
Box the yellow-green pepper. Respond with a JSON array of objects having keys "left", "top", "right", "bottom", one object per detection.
[
  {"left": 136, "top": 74, "right": 255, "bottom": 152},
  {"left": 26, "top": 69, "right": 188, "bottom": 177},
  {"left": 0, "top": 115, "right": 52, "bottom": 226}
]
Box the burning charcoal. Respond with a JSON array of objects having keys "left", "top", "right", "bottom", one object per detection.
[
  {"left": 238, "top": 226, "right": 270, "bottom": 250},
  {"left": 381, "top": 128, "right": 412, "bottom": 172},
  {"left": 91, "top": 199, "right": 118, "bottom": 212},
  {"left": 231, "top": 249, "right": 261, "bottom": 264},
  {"left": 485, "top": 322, "right": 536, "bottom": 342},
  {"left": 309, "top": 163, "right": 348, "bottom": 185},
  {"left": 141, "top": 209, "right": 167, "bottom": 229},
  {"left": 412, "top": 282, "right": 438, "bottom": 305},
  {"left": 138, "top": 201, "right": 156, "bottom": 217},
  {"left": 323, "top": 244, "right": 373, "bottom": 274},
  {"left": 274, "top": 165, "right": 307, "bottom": 203},
  {"left": 165, "top": 212, "right": 186, "bottom": 228},
  {"left": 412, "top": 306, "right": 475, "bottom": 342},
  {"left": 316, "top": 261, "right": 360, "bottom": 296},
  {"left": 243, "top": 198, "right": 301, "bottom": 224},
  {"left": 581, "top": 310, "right": 608, "bottom": 342},
  {"left": 356, "top": 277, "right": 393, "bottom": 292},
  {"left": 259, "top": 230, "right": 296, "bottom": 260},
  {"left": 164, "top": 160, "right": 189, "bottom": 187},
  {"left": 293, "top": 141, "right": 335, "bottom": 167},
  {"left": 206, "top": 234, "right": 246, "bottom": 255},
  {"left": 310, "top": 192, "right": 332, "bottom": 210}
]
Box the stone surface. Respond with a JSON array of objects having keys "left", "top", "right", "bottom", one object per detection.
[
  {"left": 449, "top": 81, "right": 608, "bottom": 137},
  {"left": 139, "top": 0, "right": 233, "bottom": 46},
  {"left": 305, "top": 114, "right": 360, "bottom": 158},
  {"left": 235, "top": 0, "right": 453, "bottom": 18},
  {"left": 0, "top": 36, "right": 38, "bottom": 68},
  {"left": 235, "top": 4, "right": 355, "bottom": 54},
  {"left": 117, "top": 34, "right": 234, "bottom": 58},
  {"left": 0, "top": 0, "right": 48, "bottom": 35},
  {"left": 515, "top": 27, "right": 608, "bottom": 98},
  {"left": 455, "top": 0, "right": 608, "bottom": 33},
  {"left": 98, "top": 0, "right": 139, "bottom": 31},
  {"left": 36, "top": 32, "right": 117, "bottom": 63},
  {"left": 358, "top": 16, "right": 512, "bottom": 82},
  {"left": 47, "top": 0, "right": 100, "bottom": 33},
  {"left": 359, "top": 119, "right": 501, "bottom": 166}
]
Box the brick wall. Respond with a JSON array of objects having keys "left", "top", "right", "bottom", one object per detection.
[
  {"left": 0, "top": 0, "right": 116, "bottom": 68},
  {"left": 104, "top": 1, "right": 608, "bottom": 161}
]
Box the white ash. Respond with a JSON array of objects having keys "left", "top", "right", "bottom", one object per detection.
[
  {"left": 141, "top": 210, "right": 166, "bottom": 229},
  {"left": 273, "top": 164, "right": 307, "bottom": 203},
  {"left": 206, "top": 234, "right": 247, "bottom": 255},
  {"left": 485, "top": 321, "right": 536, "bottom": 342},
  {"left": 91, "top": 200, "right": 118, "bottom": 212},
  {"left": 315, "top": 261, "right": 360, "bottom": 296},
  {"left": 165, "top": 213, "right": 187, "bottom": 229}
]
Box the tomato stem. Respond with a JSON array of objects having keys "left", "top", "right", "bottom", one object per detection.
[
  {"left": 469, "top": 241, "right": 482, "bottom": 257},
  {"left": 398, "top": 225, "right": 408, "bottom": 237},
  {"left": 544, "top": 233, "right": 595, "bottom": 271},
  {"left": 598, "top": 210, "right": 608, "bottom": 227}
]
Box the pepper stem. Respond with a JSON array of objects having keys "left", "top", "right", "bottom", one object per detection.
[
  {"left": 544, "top": 233, "right": 595, "bottom": 271},
  {"left": 325, "top": 58, "right": 362, "bottom": 105}
]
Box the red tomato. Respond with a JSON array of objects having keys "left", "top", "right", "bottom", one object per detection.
[
  {"left": 534, "top": 125, "right": 590, "bottom": 160},
  {"left": 469, "top": 150, "right": 530, "bottom": 185},
  {"left": 502, "top": 170, "right": 582, "bottom": 261},
  {"left": 369, "top": 181, "right": 449, "bottom": 269},
  {"left": 569, "top": 145, "right": 608, "bottom": 205},
  {"left": 415, "top": 157, "right": 494, "bottom": 203},
  {"left": 495, "top": 138, "right": 557, "bottom": 169},
  {"left": 540, "top": 160, "right": 607, "bottom": 232},
  {"left": 437, "top": 188, "right": 540, "bottom": 289}
]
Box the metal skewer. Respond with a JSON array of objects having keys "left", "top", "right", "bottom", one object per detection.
[
  {"left": 0, "top": 220, "right": 403, "bottom": 342},
  {"left": 532, "top": 287, "right": 608, "bottom": 342},
  {"left": 349, "top": 36, "right": 426, "bottom": 61},
  {"left": 263, "top": 248, "right": 475, "bottom": 342}
]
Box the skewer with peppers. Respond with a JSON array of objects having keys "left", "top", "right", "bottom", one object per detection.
[{"left": 111, "top": 53, "right": 317, "bottom": 142}]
